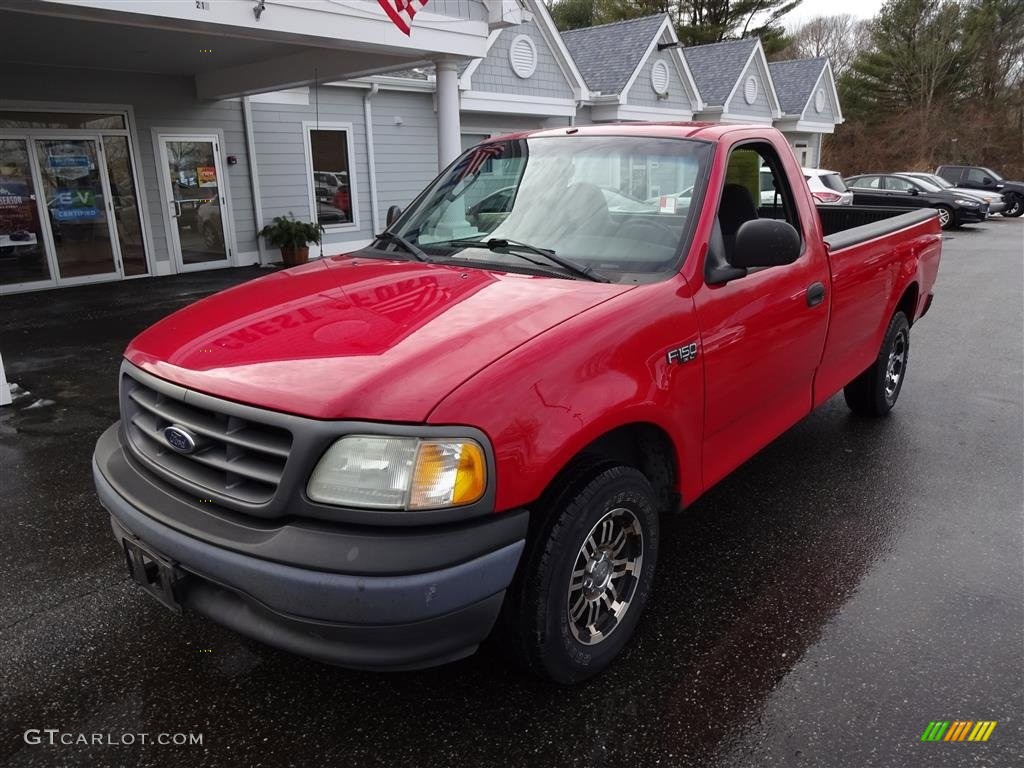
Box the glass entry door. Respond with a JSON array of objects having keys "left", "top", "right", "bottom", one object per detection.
[
  {"left": 158, "top": 136, "right": 231, "bottom": 272},
  {"left": 34, "top": 137, "right": 120, "bottom": 282},
  {"left": 0, "top": 138, "right": 51, "bottom": 288}
]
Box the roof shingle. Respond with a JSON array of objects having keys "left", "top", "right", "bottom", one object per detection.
[
  {"left": 681, "top": 38, "right": 757, "bottom": 106},
  {"left": 768, "top": 58, "right": 828, "bottom": 115},
  {"left": 560, "top": 14, "right": 666, "bottom": 95}
]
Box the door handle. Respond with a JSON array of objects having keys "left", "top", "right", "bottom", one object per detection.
[{"left": 806, "top": 281, "right": 826, "bottom": 307}]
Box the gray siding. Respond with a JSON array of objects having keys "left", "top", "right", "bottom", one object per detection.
[
  {"left": 800, "top": 70, "right": 837, "bottom": 123},
  {"left": 470, "top": 22, "right": 574, "bottom": 99},
  {"left": 370, "top": 90, "right": 440, "bottom": 214},
  {"left": 1, "top": 63, "right": 258, "bottom": 265},
  {"left": 626, "top": 50, "right": 694, "bottom": 112},
  {"left": 251, "top": 86, "right": 373, "bottom": 247},
  {"left": 782, "top": 131, "right": 822, "bottom": 168},
  {"left": 725, "top": 57, "right": 775, "bottom": 121}
]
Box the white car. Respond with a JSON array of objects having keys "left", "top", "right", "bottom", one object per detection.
[
  {"left": 760, "top": 167, "right": 853, "bottom": 206},
  {"left": 804, "top": 168, "right": 854, "bottom": 205}
]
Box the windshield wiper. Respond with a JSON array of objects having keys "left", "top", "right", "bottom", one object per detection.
[
  {"left": 375, "top": 231, "right": 428, "bottom": 262},
  {"left": 434, "top": 237, "right": 610, "bottom": 283}
]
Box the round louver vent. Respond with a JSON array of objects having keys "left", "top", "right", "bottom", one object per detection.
[
  {"left": 744, "top": 76, "right": 759, "bottom": 105},
  {"left": 650, "top": 59, "right": 670, "bottom": 96},
  {"left": 509, "top": 34, "right": 537, "bottom": 79},
  {"left": 814, "top": 88, "right": 826, "bottom": 113}
]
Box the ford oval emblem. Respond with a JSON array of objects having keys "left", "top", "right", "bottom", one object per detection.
[{"left": 163, "top": 424, "right": 197, "bottom": 454}]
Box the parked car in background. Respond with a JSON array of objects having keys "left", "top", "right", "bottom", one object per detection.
[
  {"left": 898, "top": 172, "right": 1005, "bottom": 216},
  {"left": 804, "top": 168, "right": 854, "bottom": 205},
  {"left": 845, "top": 173, "right": 986, "bottom": 230},
  {"left": 935, "top": 165, "right": 1024, "bottom": 217},
  {"left": 760, "top": 167, "right": 852, "bottom": 206}
]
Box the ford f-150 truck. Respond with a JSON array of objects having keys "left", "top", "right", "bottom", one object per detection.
[{"left": 93, "top": 124, "right": 941, "bottom": 683}]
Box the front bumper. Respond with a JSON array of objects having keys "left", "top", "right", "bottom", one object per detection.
[
  {"left": 93, "top": 423, "right": 527, "bottom": 670},
  {"left": 957, "top": 207, "right": 986, "bottom": 224}
]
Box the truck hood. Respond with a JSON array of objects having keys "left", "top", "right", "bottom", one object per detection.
[{"left": 125, "top": 256, "right": 632, "bottom": 421}]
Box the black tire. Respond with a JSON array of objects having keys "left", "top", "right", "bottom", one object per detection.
[
  {"left": 1003, "top": 194, "right": 1024, "bottom": 217},
  {"left": 499, "top": 462, "right": 659, "bottom": 684},
  {"left": 844, "top": 311, "right": 910, "bottom": 417},
  {"left": 935, "top": 205, "right": 955, "bottom": 230}
]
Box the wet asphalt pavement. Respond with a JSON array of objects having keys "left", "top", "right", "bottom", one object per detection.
[{"left": 1, "top": 220, "right": 1022, "bottom": 768}]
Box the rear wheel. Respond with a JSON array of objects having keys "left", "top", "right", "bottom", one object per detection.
[
  {"left": 1003, "top": 194, "right": 1024, "bottom": 217},
  {"left": 935, "top": 205, "right": 955, "bottom": 230},
  {"left": 844, "top": 311, "right": 910, "bottom": 417},
  {"left": 500, "top": 462, "right": 659, "bottom": 684}
]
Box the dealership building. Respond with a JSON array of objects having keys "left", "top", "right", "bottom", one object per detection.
[{"left": 0, "top": 0, "right": 843, "bottom": 295}]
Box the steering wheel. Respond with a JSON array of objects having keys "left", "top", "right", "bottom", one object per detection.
[{"left": 616, "top": 217, "right": 678, "bottom": 248}]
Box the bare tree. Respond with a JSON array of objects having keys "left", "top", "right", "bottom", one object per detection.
[{"left": 777, "top": 14, "right": 868, "bottom": 73}]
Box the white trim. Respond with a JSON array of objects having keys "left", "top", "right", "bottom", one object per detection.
[
  {"left": 151, "top": 128, "right": 239, "bottom": 274},
  {"left": 524, "top": 0, "right": 590, "bottom": 100},
  {"left": 619, "top": 17, "right": 668, "bottom": 103},
  {"left": 590, "top": 102, "right": 695, "bottom": 122},
  {"left": 248, "top": 88, "right": 310, "bottom": 106},
  {"left": 722, "top": 40, "right": 782, "bottom": 119},
  {"left": 460, "top": 29, "right": 504, "bottom": 90},
  {"left": 796, "top": 61, "right": 844, "bottom": 124},
  {"left": 776, "top": 118, "right": 838, "bottom": 134},
  {"left": 300, "top": 120, "right": 360, "bottom": 234},
  {"left": 460, "top": 90, "right": 576, "bottom": 117}
]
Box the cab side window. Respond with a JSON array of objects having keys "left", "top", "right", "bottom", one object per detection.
[
  {"left": 966, "top": 167, "right": 990, "bottom": 185},
  {"left": 850, "top": 176, "right": 881, "bottom": 189},
  {"left": 715, "top": 143, "right": 801, "bottom": 260}
]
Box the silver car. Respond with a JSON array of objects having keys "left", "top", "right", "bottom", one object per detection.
[{"left": 897, "top": 172, "right": 1005, "bottom": 216}]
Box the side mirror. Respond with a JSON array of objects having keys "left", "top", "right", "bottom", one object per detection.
[
  {"left": 908, "top": 187, "right": 919, "bottom": 196},
  {"left": 730, "top": 219, "right": 801, "bottom": 269},
  {"left": 982, "top": 177, "right": 993, "bottom": 186},
  {"left": 386, "top": 205, "right": 403, "bottom": 227}
]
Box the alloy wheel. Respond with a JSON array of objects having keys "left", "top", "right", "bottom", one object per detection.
[
  {"left": 937, "top": 207, "right": 950, "bottom": 228},
  {"left": 885, "top": 329, "right": 908, "bottom": 401},
  {"left": 566, "top": 507, "right": 644, "bottom": 645}
]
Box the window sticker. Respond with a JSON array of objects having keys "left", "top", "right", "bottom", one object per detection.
[{"left": 658, "top": 195, "right": 677, "bottom": 214}]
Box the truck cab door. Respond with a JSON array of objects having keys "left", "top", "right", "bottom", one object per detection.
[{"left": 693, "top": 141, "right": 830, "bottom": 490}]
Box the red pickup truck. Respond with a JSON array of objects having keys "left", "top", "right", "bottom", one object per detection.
[{"left": 93, "top": 124, "right": 941, "bottom": 683}]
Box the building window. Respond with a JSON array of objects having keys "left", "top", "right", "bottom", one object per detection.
[{"left": 303, "top": 123, "right": 357, "bottom": 229}]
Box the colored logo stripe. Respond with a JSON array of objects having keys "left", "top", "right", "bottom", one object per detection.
[{"left": 921, "top": 720, "right": 996, "bottom": 742}]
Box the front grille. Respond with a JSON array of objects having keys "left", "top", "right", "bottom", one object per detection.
[{"left": 122, "top": 370, "right": 292, "bottom": 505}]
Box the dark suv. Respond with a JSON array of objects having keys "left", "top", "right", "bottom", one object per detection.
[{"left": 936, "top": 165, "right": 1024, "bottom": 217}]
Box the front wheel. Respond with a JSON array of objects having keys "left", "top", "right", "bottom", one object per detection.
[
  {"left": 500, "top": 463, "right": 659, "bottom": 684},
  {"left": 935, "top": 205, "right": 955, "bottom": 230},
  {"left": 844, "top": 311, "right": 910, "bottom": 416},
  {"left": 1003, "top": 195, "right": 1024, "bottom": 217}
]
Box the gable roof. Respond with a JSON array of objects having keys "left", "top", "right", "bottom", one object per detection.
[
  {"left": 560, "top": 14, "right": 666, "bottom": 95},
  {"left": 768, "top": 57, "right": 828, "bottom": 115},
  {"left": 681, "top": 38, "right": 757, "bottom": 106}
]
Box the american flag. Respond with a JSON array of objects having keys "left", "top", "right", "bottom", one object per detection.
[
  {"left": 452, "top": 143, "right": 506, "bottom": 180},
  {"left": 377, "top": 0, "right": 429, "bottom": 35}
]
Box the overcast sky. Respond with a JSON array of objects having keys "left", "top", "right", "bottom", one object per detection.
[{"left": 784, "top": 0, "right": 887, "bottom": 27}]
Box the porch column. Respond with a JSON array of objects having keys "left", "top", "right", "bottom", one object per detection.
[{"left": 435, "top": 59, "right": 461, "bottom": 169}]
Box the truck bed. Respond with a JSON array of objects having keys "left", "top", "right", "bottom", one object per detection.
[{"left": 759, "top": 205, "right": 939, "bottom": 250}]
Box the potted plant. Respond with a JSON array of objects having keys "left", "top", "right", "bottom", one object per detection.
[{"left": 259, "top": 214, "right": 325, "bottom": 267}]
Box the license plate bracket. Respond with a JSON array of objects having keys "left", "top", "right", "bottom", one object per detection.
[{"left": 123, "top": 537, "right": 183, "bottom": 613}]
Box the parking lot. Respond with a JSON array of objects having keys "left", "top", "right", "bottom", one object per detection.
[{"left": 1, "top": 218, "right": 1021, "bottom": 767}]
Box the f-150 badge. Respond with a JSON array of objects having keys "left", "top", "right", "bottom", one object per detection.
[{"left": 666, "top": 341, "right": 699, "bottom": 365}]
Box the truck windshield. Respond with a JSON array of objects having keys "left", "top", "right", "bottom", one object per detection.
[{"left": 387, "top": 136, "right": 711, "bottom": 283}]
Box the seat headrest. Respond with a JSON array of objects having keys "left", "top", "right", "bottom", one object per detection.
[{"left": 719, "top": 183, "right": 759, "bottom": 236}]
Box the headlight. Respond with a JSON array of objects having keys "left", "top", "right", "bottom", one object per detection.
[
  {"left": 307, "top": 435, "right": 486, "bottom": 510},
  {"left": 954, "top": 199, "right": 980, "bottom": 207}
]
